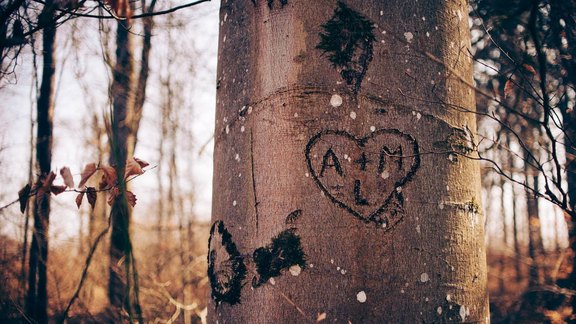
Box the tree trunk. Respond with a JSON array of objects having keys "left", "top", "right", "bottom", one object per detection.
[
  {"left": 505, "top": 135, "right": 522, "bottom": 282},
  {"left": 209, "top": 1, "right": 489, "bottom": 322},
  {"left": 498, "top": 177, "right": 507, "bottom": 293},
  {"left": 522, "top": 127, "right": 543, "bottom": 286},
  {"left": 107, "top": 16, "right": 140, "bottom": 320},
  {"left": 26, "top": 1, "right": 56, "bottom": 322}
]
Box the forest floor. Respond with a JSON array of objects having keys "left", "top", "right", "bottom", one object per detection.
[
  {"left": 1, "top": 229, "right": 574, "bottom": 322},
  {"left": 487, "top": 250, "right": 574, "bottom": 323}
]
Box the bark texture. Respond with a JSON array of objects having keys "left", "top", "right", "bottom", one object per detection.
[
  {"left": 26, "top": 1, "right": 56, "bottom": 322},
  {"left": 209, "top": 0, "right": 489, "bottom": 322},
  {"left": 108, "top": 17, "right": 138, "bottom": 317}
]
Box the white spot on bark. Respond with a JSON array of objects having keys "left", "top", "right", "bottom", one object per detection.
[
  {"left": 309, "top": 263, "right": 314, "bottom": 268},
  {"left": 289, "top": 265, "right": 302, "bottom": 276},
  {"left": 381, "top": 171, "right": 390, "bottom": 179},
  {"left": 305, "top": 172, "right": 309, "bottom": 177},
  {"left": 439, "top": 202, "right": 444, "bottom": 210},
  {"left": 380, "top": 10, "right": 383, "bottom": 16},
  {"left": 356, "top": 291, "right": 367, "bottom": 303},
  {"left": 232, "top": 200, "right": 237, "bottom": 206},
  {"left": 350, "top": 111, "right": 357, "bottom": 119},
  {"left": 426, "top": 32, "right": 430, "bottom": 37},
  {"left": 238, "top": 173, "right": 242, "bottom": 177},
  {"left": 400, "top": 289, "right": 405, "bottom": 294},
  {"left": 248, "top": 106, "right": 253, "bottom": 114},
  {"left": 330, "top": 94, "right": 343, "bottom": 107},
  {"left": 422, "top": 16, "right": 426, "bottom": 21},
  {"left": 269, "top": 278, "right": 276, "bottom": 285},
  {"left": 330, "top": 259, "right": 334, "bottom": 264},
  {"left": 416, "top": 112, "right": 422, "bottom": 120},
  {"left": 294, "top": 112, "right": 298, "bottom": 117},
  {"left": 225, "top": 125, "right": 230, "bottom": 134},
  {"left": 420, "top": 272, "right": 429, "bottom": 282},
  {"left": 370, "top": 126, "right": 376, "bottom": 132},
  {"left": 344, "top": 154, "right": 349, "bottom": 160},
  {"left": 224, "top": 13, "right": 228, "bottom": 21},
  {"left": 459, "top": 305, "right": 467, "bottom": 321},
  {"left": 416, "top": 224, "right": 421, "bottom": 234},
  {"left": 446, "top": 294, "right": 451, "bottom": 301},
  {"left": 396, "top": 187, "right": 402, "bottom": 193},
  {"left": 420, "top": 272, "right": 430, "bottom": 282},
  {"left": 404, "top": 32, "right": 414, "bottom": 43},
  {"left": 341, "top": 269, "right": 347, "bottom": 275},
  {"left": 240, "top": 126, "right": 245, "bottom": 132},
  {"left": 235, "top": 153, "right": 240, "bottom": 162},
  {"left": 437, "top": 306, "right": 442, "bottom": 315}
]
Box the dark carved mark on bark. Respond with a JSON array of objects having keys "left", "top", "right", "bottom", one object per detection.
[
  {"left": 251, "top": 0, "right": 287, "bottom": 8},
  {"left": 208, "top": 216, "right": 308, "bottom": 304},
  {"left": 267, "top": 0, "right": 287, "bottom": 9},
  {"left": 285, "top": 209, "right": 302, "bottom": 225},
  {"left": 250, "top": 130, "right": 260, "bottom": 233},
  {"left": 252, "top": 228, "right": 306, "bottom": 287},
  {"left": 433, "top": 126, "right": 477, "bottom": 156},
  {"left": 354, "top": 152, "right": 372, "bottom": 171},
  {"left": 433, "top": 300, "right": 469, "bottom": 322},
  {"left": 354, "top": 180, "right": 369, "bottom": 205},
  {"left": 305, "top": 129, "right": 420, "bottom": 230},
  {"left": 317, "top": 2, "right": 375, "bottom": 96},
  {"left": 378, "top": 145, "right": 403, "bottom": 173},
  {"left": 374, "top": 107, "right": 388, "bottom": 115},
  {"left": 207, "top": 221, "right": 247, "bottom": 306},
  {"left": 320, "top": 147, "right": 344, "bottom": 177}
]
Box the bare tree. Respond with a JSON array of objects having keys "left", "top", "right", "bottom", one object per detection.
[{"left": 25, "top": 0, "right": 56, "bottom": 321}]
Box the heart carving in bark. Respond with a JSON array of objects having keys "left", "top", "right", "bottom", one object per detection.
[{"left": 305, "top": 129, "right": 420, "bottom": 229}]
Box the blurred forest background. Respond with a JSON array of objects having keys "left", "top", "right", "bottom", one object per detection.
[{"left": 0, "top": 0, "right": 575, "bottom": 322}]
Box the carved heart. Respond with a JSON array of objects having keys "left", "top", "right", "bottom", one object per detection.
[{"left": 305, "top": 129, "right": 420, "bottom": 229}]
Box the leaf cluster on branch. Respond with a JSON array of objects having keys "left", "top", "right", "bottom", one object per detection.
[{"left": 17, "top": 157, "right": 150, "bottom": 212}]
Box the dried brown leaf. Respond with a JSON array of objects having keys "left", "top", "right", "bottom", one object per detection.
[
  {"left": 504, "top": 79, "right": 514, "bottom": 98},
  {"left": 100, "top": 165, "right": 117, "bottom": 188},
  {"left": 316, "top": 312, "right": 327, "bottom": 322},
  {"left": 523, "top": 63, "right": 536, "bottom": 75},
  {"left": 125, "top": 157, "right": 143, "bottom": 179},
  {"left": 107, "top": 187, "right": 119, "bottom": 206},
  {"left": 60, "top": 166, "right": 75, "bottom": 188},
  {"left": 50, "top": 185, "right": 67, "bottom": 195},
  {"left": 134, "top": 157, "right": 149, "bottom": 168},
  {"left": 126, "top": 190, "right": 137, "bottom": 207},
  {"left": 78, "top": 163, "right": 97, "bottom": 188},
  {"left": 75, "top": 192, "right": 85, "bottom": 209},
  {"left": 86, "top": 187, "right": 97, "bottom": 209},
  {"left": 18, "top": 184, "right": 31, "bottom": 214}
]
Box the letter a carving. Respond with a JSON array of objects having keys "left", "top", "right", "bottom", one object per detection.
[{"left": 319, "top": 148, "right": 343, "bottom": 177}]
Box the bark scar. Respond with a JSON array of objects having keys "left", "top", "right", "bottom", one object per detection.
[{"left": 250, "top": 130, "right": 260, "bottom": 233}]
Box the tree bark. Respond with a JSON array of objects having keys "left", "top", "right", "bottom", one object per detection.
[
  {"left": 26, "top": 0, "right": 56, "bottom": 322},
  {"left": 209, "top": 0, "right": 489, "bottom": 322},
  {"left": 522, "top": 127, "right": 544, "bottom": 286},
  {"left": 107, "top": 16, "right": 140, "bottom": 320}
]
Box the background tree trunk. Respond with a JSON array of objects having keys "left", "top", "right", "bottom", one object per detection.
[
  {"left": 26, "top": 1, "right": 56, "bottom": 322},
  {"left": 209, "top": 0, "right": 489, "bottom": 322},
  {"left": 107, "top": 16, "right": 138, "bottom": 318}
]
